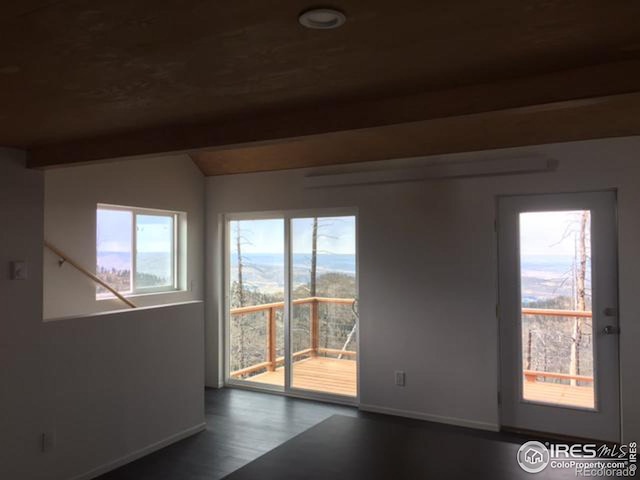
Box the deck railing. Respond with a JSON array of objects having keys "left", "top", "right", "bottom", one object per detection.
[
  {"left": 522, "top": 307, "right": 594, "bottom": 385},
  {"left": 230, "top": 297, "right": 356, "bottom": 378},
  {"left": 230, "top": 304, "right": 595, "bottom": 384}
]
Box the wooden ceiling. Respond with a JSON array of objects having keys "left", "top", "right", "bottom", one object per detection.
[
  {"left": 4, "top": 1, "right": 640, "bottom": 174},
  {"left": 190, "top": 93, "right": 640, "bottom": 176}
]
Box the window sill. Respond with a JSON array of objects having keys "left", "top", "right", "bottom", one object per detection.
[{"left": 97, "top": 288, "right": 186, "bottom": 302}]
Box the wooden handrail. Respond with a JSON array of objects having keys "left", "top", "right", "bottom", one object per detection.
[
  {"left": 44, "top": 241, "right": 137, "bottom": 309},
  {"left": 314, "top": 297, "right": 356, "bottom": 305},
  {"left": 522, "top": 308, "right": 592, "bottom": 318},
  {"left": 231, "top": 300, "right": 290, "bottom": 315},
  {"left": 230, "top": 297, "right": 355, "bottom": 315},
  {"left": 524, "top": 370, "right": 593, "bottom": 384}
]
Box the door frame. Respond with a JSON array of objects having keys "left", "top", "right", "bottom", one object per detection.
[
  {"left": 222, "top": 207, "right": 360, "bottom": 406},
  {"left": 497, "top": 190, "right": 621, "bottom": 442}
]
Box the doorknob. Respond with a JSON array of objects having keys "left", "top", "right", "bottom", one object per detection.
[{"left": 602, "top": 325, "right": 620, "bottom": 335}]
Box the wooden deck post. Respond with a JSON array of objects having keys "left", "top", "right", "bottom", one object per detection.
[
  {"left": 267, "top": 307, "right": 277, "bottom": 371},
  {"left": 311, "top": 299, "right": 319, "bottom": 356},
  {"left": 526, "top": 330, "right": 532, "bottom": 371}
]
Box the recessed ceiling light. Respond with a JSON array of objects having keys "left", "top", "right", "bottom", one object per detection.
[{"left": 298, "top": 8, "right": 346, "bottom": 30}]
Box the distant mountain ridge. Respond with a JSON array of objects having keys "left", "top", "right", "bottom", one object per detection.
[
  {"left": 97, "top": 251, "right": 171, "bottom": 280},
  {"left": 231, "top": 253, "right": 356, "bottom": 274},
  {"left": 520, "top": 254, "right": 592, "bottom": 304},
  {"left": 100, "top": 252, "right": 583, "bottom": 303}
]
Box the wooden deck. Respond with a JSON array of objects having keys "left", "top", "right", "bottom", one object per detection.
[
  {"left": 523, "top": 380, "right": 594, "bottom": 409},
  {"left": 244, "top": 357, "right": 593, "bottom": 407},
  {"left": 248, "top": 356, "right": 357, "bottom": 397}
]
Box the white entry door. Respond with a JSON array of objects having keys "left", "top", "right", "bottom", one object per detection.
[{"left": 498, "top": 191, "right": 620, "bottom": 442}]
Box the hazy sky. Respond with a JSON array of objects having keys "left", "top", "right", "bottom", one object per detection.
[
  {"left": 230, "top": 216, "right": 356, "bottom": 255},
  {"left": 520, "top": 210, "right": 590, "bottom": 256},
  {"left": 97, "top": 209, "right": 173, "bottom": 253},
  {"left": 99, "top": 209, "right": 581, "bottom": 258}
]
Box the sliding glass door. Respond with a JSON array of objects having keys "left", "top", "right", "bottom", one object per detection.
[{"left": 225, "top": 211, "right": 358, "bottom": 401}]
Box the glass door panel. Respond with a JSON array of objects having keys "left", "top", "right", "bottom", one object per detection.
[
  {"left": 228, "top": 218, "right": 285, "bottom": 388},
  {"left": 519, "top": 210, "right": 594, "bottom": 409},
  {"left": 290, "top": 216, "right": 358, "bottom": 397}
]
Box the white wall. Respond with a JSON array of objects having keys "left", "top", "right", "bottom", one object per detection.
[
  {"left": 0, "top": 150, "right": 205, "bottom": 480},
  {"left": 44, "top": 155, "right": 205, "bottom": 319},
  {"left": 205, "top": 137, "right": 640, "bottom": 441},
  {"left": 0, "top": 149, "right": 49, "bottom": 478},
  {"left": 42, "top": 302, "right": 205, "bottom": 480}
]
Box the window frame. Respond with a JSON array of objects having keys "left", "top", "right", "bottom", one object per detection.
[{"left": 96, "top": 203, "right": 181, "bottom": 298}]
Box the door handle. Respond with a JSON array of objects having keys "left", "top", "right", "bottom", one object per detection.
[{"left": 602, "top": 325, "right": 620, "bottom": 335}]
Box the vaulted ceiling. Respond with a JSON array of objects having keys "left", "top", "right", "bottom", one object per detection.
[{"left": 3, "top": 1, "right": 640, "bottom": 174}]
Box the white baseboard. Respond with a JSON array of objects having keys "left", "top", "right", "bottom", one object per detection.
[
  {"left": 359, "top": 404, "right": 499, "bottom": 432},
  {"left": 69, "top": 422, "right": 207, "bottom": 480}
]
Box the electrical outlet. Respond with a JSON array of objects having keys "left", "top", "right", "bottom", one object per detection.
[
  {"left": 395, "top": 370, "right": 406, "bottom": 387},
  {"left": 41, "top": 432, "right": 55, "bottom": 453}
]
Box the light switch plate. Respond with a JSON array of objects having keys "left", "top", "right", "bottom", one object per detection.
[{"left": 10, "top": 261, "right": 27, "bottom": 280}]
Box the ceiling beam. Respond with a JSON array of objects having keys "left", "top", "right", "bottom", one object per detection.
[
  {"left": 27, "top": 60, "right": 640, "bottom": 169},
  {"left": 191, "top": 91, "right": 640, "bottom": 175}
]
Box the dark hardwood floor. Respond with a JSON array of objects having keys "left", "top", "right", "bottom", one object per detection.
[
  {"left": 97, "top": 388, "right": 358, "bottom": 480},
  {"left": 225, "top": 413, "right": 611, "bottom": 480},
  {"left": 97, "top": 388, "right": 547, "bottom": 480}
]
